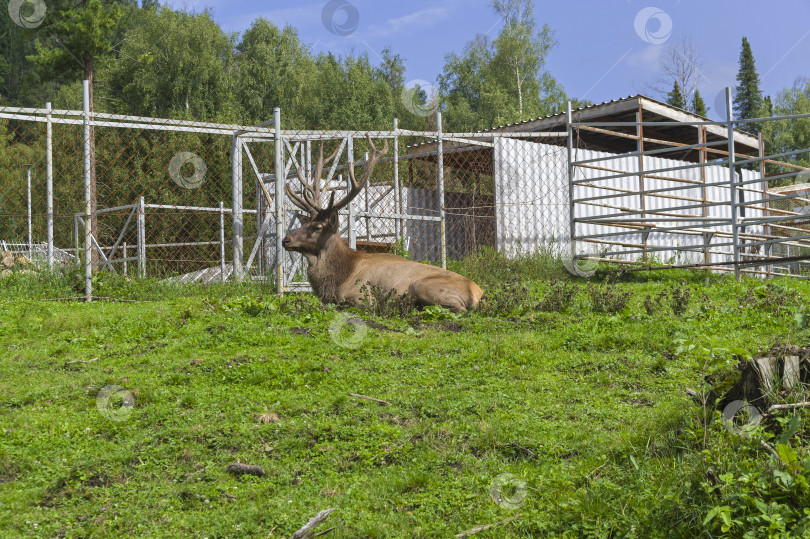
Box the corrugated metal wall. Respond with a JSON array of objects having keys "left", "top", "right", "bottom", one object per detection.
[{"left": 493, "top": 137, "right": 768, "bottom": 267}]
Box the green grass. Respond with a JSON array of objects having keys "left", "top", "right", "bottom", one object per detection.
[{"left": 1, "top": 260, "right": 809, "bottom": 537}]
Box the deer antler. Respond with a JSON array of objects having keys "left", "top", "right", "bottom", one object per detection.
[
  {"left": 327, "top": 135, "right": 388, "bottom": 214},
  {"left": 285, "top": 141, "right": 342, "bottom": 216}
]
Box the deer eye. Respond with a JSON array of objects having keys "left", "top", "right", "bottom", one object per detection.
[{"left": 313, "top": 223, "right": 324, "bottom": 230}]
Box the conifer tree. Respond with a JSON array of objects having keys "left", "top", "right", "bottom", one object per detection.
[
  {"left": 666, "top": 80, "right": 686, "bottom": 109},
  {"left": 692, "top": 89, "right": 707, "bottom": 116},
  {"left": 734, "top": 36, "right": 763, "bottom": 133}
]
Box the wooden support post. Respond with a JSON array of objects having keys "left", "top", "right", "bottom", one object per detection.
[
  {"left": 636, "top": 104, "right": 647, "bottom": 258},
  {"left": 700, "top": 126, "right": 709, "bottom": 266}
]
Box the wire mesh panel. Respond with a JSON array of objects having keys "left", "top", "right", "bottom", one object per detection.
[
  {"left": 0, "top": 117, "right": 45, "bottom": 250},
  {"left": 4, "top": 96, "right": 810, "bottom": 294},
  {"left": 91, "top": 124, "right": 240, "bottom": 278},
  {"left": 752, "top": 178, "right": 810, "bottom": 276},
  {"left": 492, "top": 137, "right": 570, "bottom": 258},
  {"left": 0, "top": 110, "right": 82, "bottom": 266},
  {"left": 401, "top": 139, "right": 442, "bottom": 263}
]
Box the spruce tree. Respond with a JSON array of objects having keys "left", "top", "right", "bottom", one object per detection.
[
  {"left": 666, "top": 80, "right": 686, "bottom": 109},
  {"left": 734, "top": 36, "right": 763, "bottom": 133},
  {"left": 763, "top": 95, "right": 773, "bottom": 116},
  {"left": 692, "top": 89, "right": 707, "bottom": 116}
]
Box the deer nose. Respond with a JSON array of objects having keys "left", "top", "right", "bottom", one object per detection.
[{"left": 281, "top": 236, "right": 291, "bottom": 247}]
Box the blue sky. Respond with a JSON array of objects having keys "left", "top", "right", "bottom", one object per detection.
[{"left": 166, "top": 0, "right": 810, "bottom": 120}]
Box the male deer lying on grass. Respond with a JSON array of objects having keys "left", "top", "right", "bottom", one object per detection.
[{"left": 281, "top": 135, "right": 483, "bottom": 313}]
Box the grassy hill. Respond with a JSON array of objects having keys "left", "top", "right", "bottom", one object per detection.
[{"left": 0, "top": 262, "right": 808, "bottom": 537}]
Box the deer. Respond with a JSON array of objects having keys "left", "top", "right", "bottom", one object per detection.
[{"left": 281, "top": 135, "right": 483, "bottom": 313}]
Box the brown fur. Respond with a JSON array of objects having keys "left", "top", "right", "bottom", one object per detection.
[
  {"left": 283, "top": 214, "right": 483, "bottom": 313},
  {"left": 282, "top": 135, "right": 483, "bottom": 313}
]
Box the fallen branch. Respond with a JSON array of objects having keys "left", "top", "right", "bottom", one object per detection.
[
  {"left": 767, "top": 401, "right": 810, "bottom": 413},
  {"left": 225, "top": 463, "right": 265, "bottom": 477},
  {"left": 290, "top": 508, "right": 336, "bottom": 539},
  {"left": 349, "top": 393, "right": 391, "bottom": 406},
  {"left": 65, "top": 357, "right": 100, "bottom": 365},
  {"left": 183, "top": 465, "right": 209, "bottom": 482},
  {"left": 217, "top": 487, "right": 236, "bottom": 500},
  {"left": 455, "top": 514, "right": 520, "bottom": 538},
  {"left": 507, "top": 442, "right": 536, "bottom": 458},
  {"left": 759, "top": 440, "right": 788, "bottom": 467}
]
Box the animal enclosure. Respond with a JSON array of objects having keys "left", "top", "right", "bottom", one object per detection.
[{"left": 1, "top": 89, "right": 809, "bottom": 299}]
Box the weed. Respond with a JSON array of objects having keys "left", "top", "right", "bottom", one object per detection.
[
  {"left": 478, "top": 281, "right": 535, "bottom": 317},
  {"left": 643, "top": 291, "right": 667, "bottom": 316},
  {"left": 536, "top": 282, "right": 579, "bottom": 312},
  {"left": 669, "top": 280, "right": 692, "bottom": 316},
  {"left": 420, "top": 305, "right": 460, "bottom": 322},
  {"left": 448, "top": 246, "right": 569, "bottom": 288},
  {"left": 735, "top": 281, "right": 801, "bottom": 319},
  {"left": 357, "top": 283, "right": 417, "bottom": 317},
  {"left": 389, "top": 237, "right": 411, "bottom": 259},
  {"left": 588, "top": 283, "right": 632, "bottom": 314}
]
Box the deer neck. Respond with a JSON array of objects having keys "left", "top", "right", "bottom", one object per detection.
[{"left": 305, "top": 234, "right": 357, "bottom": 302}]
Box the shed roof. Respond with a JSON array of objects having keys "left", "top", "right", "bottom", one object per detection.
[{"left": 408, "top": 95, "right": 760, "bottom": 168}]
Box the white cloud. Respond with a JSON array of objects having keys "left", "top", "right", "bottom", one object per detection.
[
  {"left": 367, "top": 6, "right": 453, "bottom": 38},
  {"left": 625, "top": 44, "right": 662, "bottom": 72}
]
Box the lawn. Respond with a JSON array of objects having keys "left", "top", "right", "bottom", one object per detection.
[{"left": 0, "top": 262, "right": 809, "bottom": 538}]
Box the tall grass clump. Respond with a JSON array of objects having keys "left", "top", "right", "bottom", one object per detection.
[{"left": 449, "top": 246, "right": 570, "bottom": 287}]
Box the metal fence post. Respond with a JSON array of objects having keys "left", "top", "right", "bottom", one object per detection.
[
  {"left": 137, "top": 196, "right": 146, "bottom": 278},
  {"left": 726, "top": 87, "right": 741, "bottom": 280},
  {"left": 566, "top": 101, "right": 576, "bottom": 264},
  {"left": 436, "top": 111, "right": 446, "bottom": 269},
  {"left": 123, "top": 242, "right": 127, "bottom": 276},
  {"left": 364, "top": 151, "right": 371, "bottom": 242},
  {"left": 220, "top": 201, "right": 226, "bottom": 282},
  {"left": 74, "top": 216, "right": 80, "bottom": 269},
  {"left": 273, "top": 107, "right": 285, "bottom": 295},
  {"left": 82, "top": 80, "right": 92, "bottom": 301},
  {"left": 231, "top": 135, "right": 244, "bottom": 280},
  {"left": 393, "top": 118, "right": 402, "bottom": 241},
  {"left": 45, "top": 101, "right": 54, "bottom": 269},
  {"left": 347, "top": 136, "right": 356, "bottom": 249},
  {"left": 758, "top": 132, "right": 771, "bottom": 278},
  {"left": 26, "top": 165, "right": 32, "bottom": 260}
]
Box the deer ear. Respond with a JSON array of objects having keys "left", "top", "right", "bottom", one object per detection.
[
  {"left": 294, "top": 212, "right": 311, "bottom": 224},
  {"left": 328, "top": 211, "right": 339, "bottom": 228}
]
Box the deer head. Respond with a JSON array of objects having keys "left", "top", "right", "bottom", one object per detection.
[{"left": 282, "top": 135, "right": 388, "bottom": 256}]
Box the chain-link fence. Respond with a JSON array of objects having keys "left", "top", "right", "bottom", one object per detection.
[{"left": 2, "top": 86, "right": 810, "bottom": 299}]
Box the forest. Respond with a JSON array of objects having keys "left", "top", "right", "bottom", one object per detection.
[
  {"left": 0, "top": 0, "right": 808, "bottom": 157},
  {"left": 0, "top": 0, "right": 808, "bottom": 272}
]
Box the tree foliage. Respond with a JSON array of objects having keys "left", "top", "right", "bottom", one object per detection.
[
  {"left": 692, "top": 89, "right": 707, "bottom": 117},
  {"left": 103, "top": 7, "right": 237, "bottom": 120},
  {"left": 761, "top": 78, "right": 810, "bottom": 184},
  {"left": 233, "top": 18, "right": 312, "bottom": 125},
  {"left": 666, "top": 80, "right": 686, "bottom": 110},
  {"left": 2, "top": 1, "right": 572, "bottom": 133},
  {"left": 439, "top": 0, "right": 566, "bottom": 131},
  {"left": 734, "top": 36, "right": 764, "bottom": 133},
  {"left": 28, "top": 0, "right": 130, "bottom": 103}
]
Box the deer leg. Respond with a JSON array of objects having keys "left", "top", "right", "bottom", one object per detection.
[{"left": 408, "top": 276, "right": 470, "bottom": 314}]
